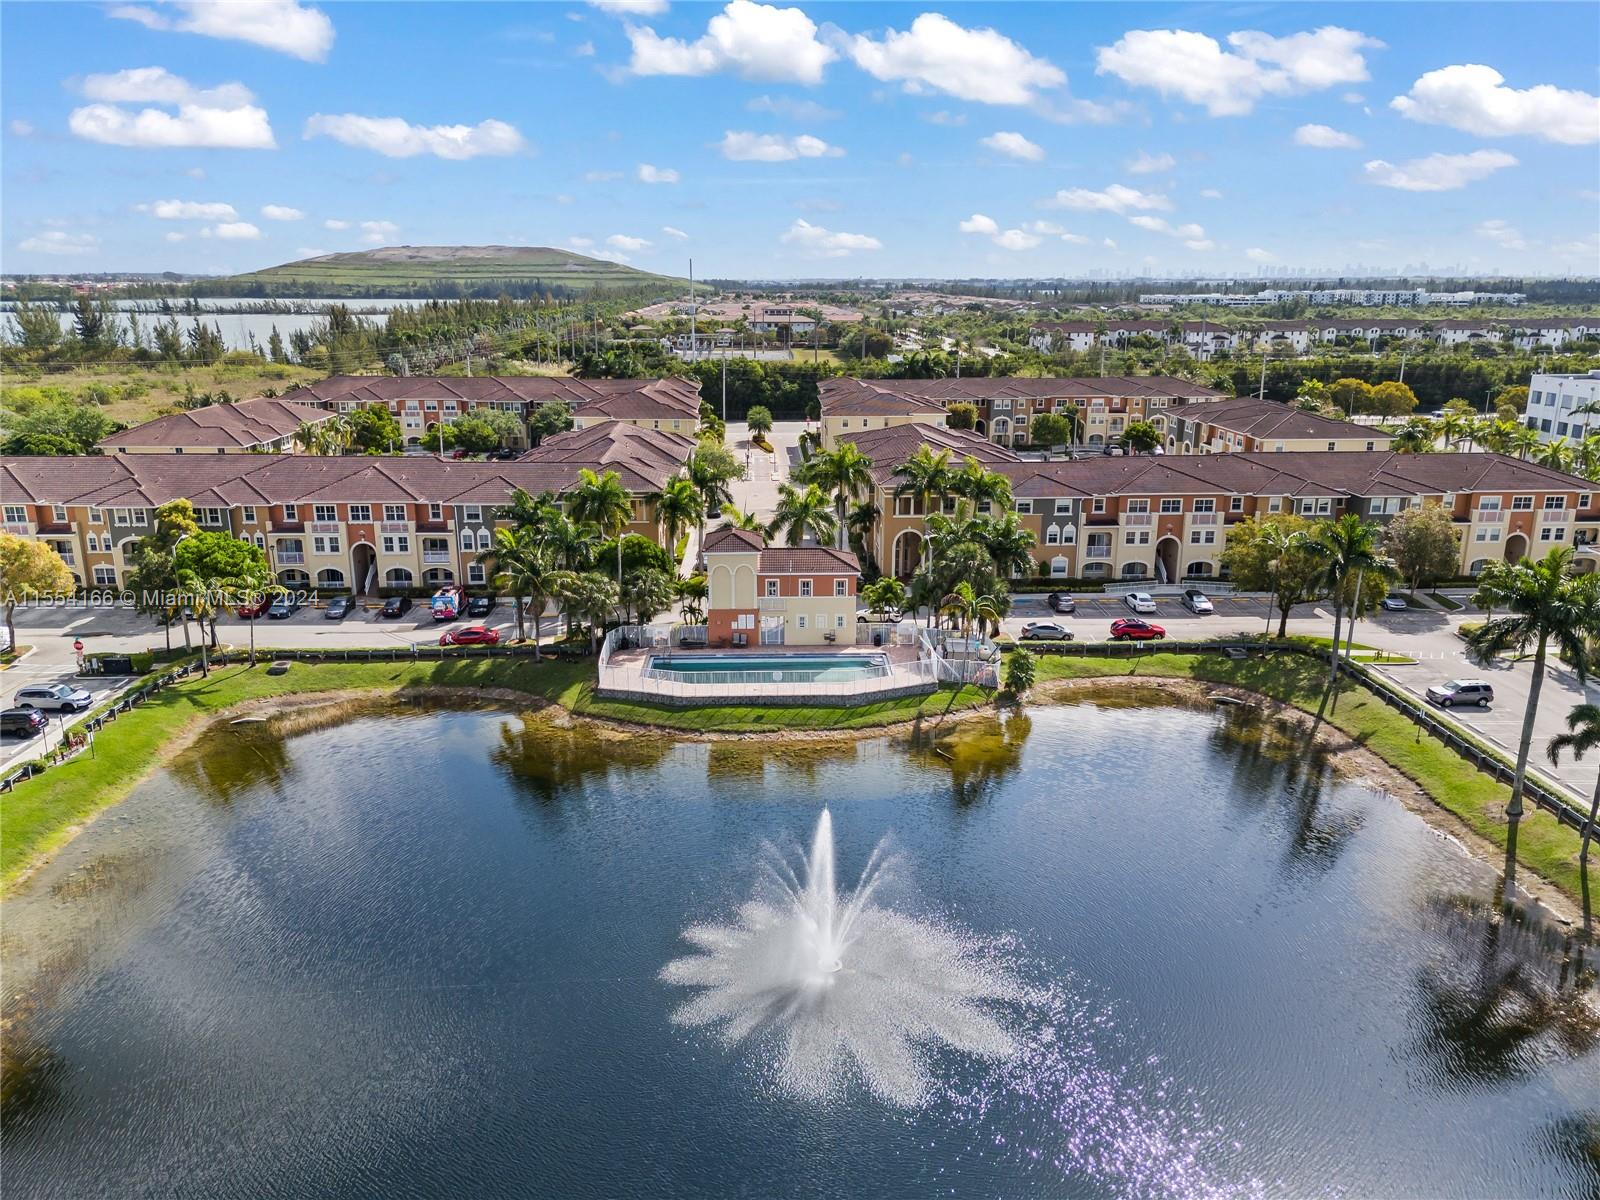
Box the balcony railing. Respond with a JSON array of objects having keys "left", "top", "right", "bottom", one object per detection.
[
  {"left": 309, "top": 522, "right": 340, "bottom": 534},
  {"left": 422, "top": 551, "right": 452, "bottom": 564},
  {"left": 1541, "top": 510, "right": 1573, "bottom": 523},
  {"left": 1123, "top": 513, "right": 1153, "bottom": 526},
  {"left": 1474, "top": 509, "right": 1506, "bottom": 522},
  {"left": 1190, "top": 512, "right": 1219, "bottom": 525},
  {"left": 379, "top": 521, "right": 410, "bottom": 534},
  {"left": 271, "top": 521, "right": 304, "bottom": 533},
  {"left": 2, "top": 521, "right": 31, "bottom": 535},
  {"left": 1085, "top": 547, "right": 1113, "bottom": 560},
  {"left": 758, "top": 596, "right": 787, "bottom": 611},
  {"left": 275, "top": 552, "right": 306, "bottom": 565}
]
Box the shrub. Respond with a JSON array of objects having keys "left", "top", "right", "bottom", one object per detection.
[{"left": 1002, "top": 648, "right": 1037, "bottom": 696}]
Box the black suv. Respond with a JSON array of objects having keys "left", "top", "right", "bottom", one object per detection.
[
  {"left": 1, "top": 708, "right": 48, "bottom": 738},
  {"left": 380, "top": 595, "right": 412, "bottom": 618}
]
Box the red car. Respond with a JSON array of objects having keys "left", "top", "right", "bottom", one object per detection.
[
  {"left": 1109, "top": 617, "right": 1166, "bottom": 641},
  {"left": 235, "top": 598, "right": 270, "bottom": 619},
  {"left": 439, "top": 624, "right": 500, "bottom": 646}
]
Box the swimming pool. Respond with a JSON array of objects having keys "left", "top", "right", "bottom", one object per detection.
[{"left": 645, "top": 653, "right": 891, "bottom": 684}]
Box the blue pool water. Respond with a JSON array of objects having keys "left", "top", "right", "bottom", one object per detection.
[{"left": 647, "top": 652, "right": 889, "bottom": 682}]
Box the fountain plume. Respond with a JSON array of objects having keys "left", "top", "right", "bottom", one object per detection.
[{"left": 661, "top": 810, "right": 1022, "bottom": 1106}]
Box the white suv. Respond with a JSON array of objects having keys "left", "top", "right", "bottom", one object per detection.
[
  {"left": 14, "top": 682, "right": 93, "bottom": 712},
  {"left": 1124, "top": 592, "right": 1158, "bottom": 614}
]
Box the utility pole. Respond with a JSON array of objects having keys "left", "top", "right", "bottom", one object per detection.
[
  {"left": 1257, "top": 349, "right": 1268, "bottom": 401},
  {"left": 721, "top": 352, "right": 727, "bottom": 422},
  {"left": 688, "top": 258, "right": 696, "bottom": 364}
]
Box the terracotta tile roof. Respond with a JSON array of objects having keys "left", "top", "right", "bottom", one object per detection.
[
  {"left": 702, "top": 526, "right": 764, "bottom": 553},
  {"left": 98, "top": 397, "right": 332, "bottom": 451},
  {"left": 1163, "top": 397, "right": 1390, "bottom": 444},
  {"left": 841, "top": 423, "right": 1020, "bottom": 486},
  {"left": 820, "top": 375, "right": 1223, "bottom": 408},
  {"left": 2, "top": 421, "right": 691, "bottom": 506},
  {"left": 758, "top": 545, "right": 860, "bottom": 574},
  {"left": 280, "top": 373, "right": 703, "bottom": 414},
  {"left": 818, "top": 379, "right": 948, "bottom": 417}
]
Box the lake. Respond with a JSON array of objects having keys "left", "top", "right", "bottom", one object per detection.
[{"left": 2, "top": 696, "right": 1596, "bottom": 1199}]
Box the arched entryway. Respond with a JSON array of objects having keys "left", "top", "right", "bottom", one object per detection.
[
  {"left": 892, "top": 529, "right": 925, "bottom": 580},
  {"left": 350, "top": 542, "right": 377, "bottom": 595},
  {"left": 1155, "top": 536, "right": 1181, "bottom": 584},
  {"left": 1503, "top": 532, "right": 1529, "bottom": 563},
  {"left": 991, "top": 417, "right": 1010, "bottom": 445}
]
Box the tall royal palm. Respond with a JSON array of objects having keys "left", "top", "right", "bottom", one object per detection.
[
  {"left": 1305, "top": 513, "right": 1390, "bottom": 710},
  {"left": 567, "top": 467, "right": 633, "bottom": 589},
  {"left": 648, "top": 476, "right": 704, "bottom": 573},
  {"left": 891, "top": 444, "right": 955, "bottom": 522},
  {"left": 686, "top": 449, "right": 736, "bottom": 565},
  {"left": 977, "top": 511, "right": 1037, "bottom": 582},
  {"left": 948, "top": 456, "right": 1013, "bottom": 514},
  {"left": 479, "top": 528, "right": 562, "bottom": 657},
  {"left": 1546, "top": 702, "right": 1600, "bottom": 934},
  {"left": 1468, "top": 546, "right": 1598, "bottom": 896},
  {"left": 802, "top": 442, "right": 875, "bottom": 550},
  {"left": 767, "top": 482, "right": 838, "bottom": 547}
]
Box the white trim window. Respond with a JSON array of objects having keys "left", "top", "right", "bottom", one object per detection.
[{"left": 348, "top": 504, "right": 372, "bottom": 523}]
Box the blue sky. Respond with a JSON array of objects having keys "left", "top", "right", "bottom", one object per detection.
[{"left": 3, "top": 0, "right": 1597, "bottom": 279}]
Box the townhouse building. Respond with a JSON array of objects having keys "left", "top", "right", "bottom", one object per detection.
[
  {"left": 819, "top": 376, "right": 1222, "bottom": 451},
  {"left": 1522, "top": 370, "right": 1600, "bottom": 445},
  {"left": 1028, "top": 315, "right": 1597, "bottom": 356},
  {"left": 278, "top": 375, "right": 702, "bottom": 446},
  {"left": 0, "top": 421, "right": 693, "bottom": 595},
  {"left": 98, "top": 397, "right": 335, "bottom": 454},
  {"left": 1155, "top": 396, "right": 1393, "bottom": 453},
  {"left": 701, "top": 526, "right": 860, "bottom": 646},
  {"left": 836, "top": 424, "right": 1600, "bottom": 585}
]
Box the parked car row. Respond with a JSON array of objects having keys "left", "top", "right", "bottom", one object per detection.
[{"left": 235, "top": 593, "right": 502, "bottom": 622}]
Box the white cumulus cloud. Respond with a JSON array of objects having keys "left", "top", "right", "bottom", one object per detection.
[
  {"left": 992, "top": 228, "right": 1041, "bottom": 251},
  {"left": 637, "top": 162, "right": 679, "bottom": 183},
  {"left": 979, "top": 131, "right": 1044, "bottom": 161},
  {"left": 142, "top": 198, "right": 237, "bottom": 219},
  {"left": 201, "top": 221, "right": 262, "bottom": 240},
  {"left": 164, "top": 231, "right": 187, "bottom": 243},
  {"left": 779, "top": 218, "right": 881, "bottom": 257},
  {"left": 718, "top": 130, "right": 842, "bottom": 161},
  {"left": 588, "top": 0, "right": 668, "bottom": 13},
  {"left": 1096, "top": 25, "right": 1381, "bottom": 116},
  {"left": 304, "top": 113, "right": 527, "bottom": 159},
  {"left": 81, "top": 66, "right": 254, "bottom": 107},
  {"left": 746, "top": 94, "right": 839, "bottom": 121},
  {"left": 1245, "top": 247, "right": 1274, "bottom": 263},
  {"left": 627, "top": 1, "right": 836, "bottom": 84},
  {"left": 958, "top": 213, "right": 999, "bottom": 234},
  {"left": 1391, "top": 64, "right": 1599, "bottom": 145},
  {"left": 1044, "top": 184, "right": 1172, "bottom": 214},
  {"left": 837, "top": 12, "right": 1065, "bottom": 105},
  {"left": 108, "top": 0, "right": 335, "bottom": 62},
  {"left": 18, "top": 231, "right": 99, "bottom": 256},
  {"left": 1126, "top": 150, "right": 1175, "bottom": 174},
  {"left": 606, "top": 233, "right": 652, "bottom": 252},
  {"left": 1363, "top": 149, "right": 1517, "bottom": 192},
  {"left": 1294, "top": 123, "right": 1362, "bottom": 148},
  {"left": 661, "top": 225, "right": 688, "bottom": 239},
  {"left": 69, "top": 69, "right": 274, "bottom": 149},
  {"left": 359, "top": 219, "right": 399, "bottom": 244},
  {"left": 323, "top": 218, "right": 350, "bottom": 230},
  {"left": 260, "top": 204, "right": 305, "bottom": 221}
]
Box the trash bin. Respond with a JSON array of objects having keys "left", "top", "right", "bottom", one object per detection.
[
  {"left": 872, "top": 632, "right": 883, "bottom": 647},
  {"left": 97, "top": 654, "right": 134, "bottom": 676}
]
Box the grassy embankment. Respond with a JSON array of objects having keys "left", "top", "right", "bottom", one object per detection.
[
  {"left": 2, "top": 362, "right": 323, "bottom": 427},
  {"left": 0, "top": 656, "right": 987, "bottom": 889},
  {"left": 1030, "top": 650, "right": 1588, "bottom": 902}
]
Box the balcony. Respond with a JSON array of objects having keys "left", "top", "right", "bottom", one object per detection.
[
  {"left": 1541, "top": 510, "right": 1573, "bottom": 523},
  {"left": 1189, "top": 512, "right": 1219, "bottom": 526},
  {"left": 2, "top": 521, "right": 31, "bottom": 535},
  {"left": 1123, "top": 513, "right": 1153, "bottom": 527},
  {"left": 422, "top": 551, "right": 452, "bottom": 564},
  {"left": 379, "top": 521, "right": 410, "bottom": 534},
  {"left": 1085, "top": 547, "right": 1113, "bottom": 560},
  {"left": 416, "top": 519, "right": 452, "bottom": 532},
  {"left": 38, "top": 521, "right": 73, "bottom": 534},
  {"left": 309, "top": 522, "right": 340, "bottom": 534},
  {"left": 275, "top": 552, "right": 306, "bottom": 565},
  {"left": 1473, "top": 509, "right": 1506, "bottom": 523},
  {"left": 271, "top": 521, "right": 304, "bottom": 533}
]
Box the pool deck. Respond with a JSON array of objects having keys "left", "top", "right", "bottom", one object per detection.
[{"left": 599, "top": 642, "right": 936, "bottom": 707}]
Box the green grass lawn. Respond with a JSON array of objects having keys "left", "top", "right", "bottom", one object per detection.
[
  {"left": 1030, "top": 651, "right": 1588, "bottom": 903},
  {"left": 1, "top": 646, "right": 34, "bottom": 667},
  {"left": 1428, "top": 592, "right": 1465, "bottom": 611},
  {"left": 0, "top": 656, "right": 987, "bottom": 890}
]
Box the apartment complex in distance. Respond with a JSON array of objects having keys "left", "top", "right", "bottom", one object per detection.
[
  {"left": 838, "top": 423, "right": 1600, "bottom": 584},
  {"left": 0, "top": 421, "right": 693, "bottom": 594},
  {"left": 277, "top": 375, "right": 703, "bottom": 445},
  {"left": 1522, "top": 371, "right": 1600, "bottom": 446},
  {"left": 1154, "top": 396, "right": 1392, "bottom": 454},
  {"left": 819, "top": 376, "right": 1222, "bottom": 449},
  {"left": 98, "top": 396, "right": 335, "bottom": 454}
]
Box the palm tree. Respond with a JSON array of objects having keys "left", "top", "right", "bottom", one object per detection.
[
  {"left": 1574, "top": 434, "right": 1600, "bottom": 483},
  {"left": 1392, "top": 418, "right": 1438, "bottom": 454},
  {"left": 686, "top": 449, "right": 736, "bottom": 564},
  {"left": 567, "top": 467, "right": 632, "bottom": 590},
  {"left": 479, "top": 529, "right": 565, "bottom": 658},
  {"left": 801, "top": 442, "right": 875, "bottom": 550},
  {"left": 648, "top": 476, "right": 704, "bottom": 573},
  {"left": 1546, "top": 703, "right": 1600, "bottom": 934},
  {"left": 977, "top": 511, "right": 1037, "bottom": 582},
  {"left": 1257, "top": 521, "right": 1301, "bottom": 638},
  {"left": 1536, "top": 439, "right": 1575, "bottom": 473},
  {"left": 675, "top": 574, "right": 709, "bottom": 624},
  {"left": 1508, "top": 424, "right": 1542, "bottom": 462},
  {"left": 846, "top": 499, "right": 879, "bottom": 572},
  {"left": 767, "top": 482, "right": 838, "bottom": 547},
  {"left": 293, "top": 421, "right": 322, "bottom": 454},
  {"left": 562, "top": 570, "right": 621, "bottom": 653},
  {"left": 1468, "top": 547, "right": 1599, "bottom": 896},
  {"left": 861, "top": 576, "right": 907, "bottom": 621},
  {"left": 939, "top": 580, "right": 1003, "bottom": 644},
  {"left": 1304, "top": 513, "right": 1391, "bottom": 712},
  {"left": 891, "top": 444, "right": 954, "bottom": 519},
  {"left": 1440, "top": 408, "right": 1473, "bottom": 452},
  {"left": 715, "top": 505, "right": 765, "bottom": 533},
  {"left": 948, "top": 456, "right": 1013, "bottom": 514}
]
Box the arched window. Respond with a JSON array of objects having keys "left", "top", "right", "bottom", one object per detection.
[
  {"left": 478, "top": 529, "right": 494, "bottom": 550},
  {"left": 278, "top": 568, "right": 310, "bottom": 588},
  {"left": 1082, "top": 561, "right": 1109, "bottom": 579},
  {"left": 1185, "top": 561, "right": 1214, "bottom": 578},
  {"left": 1468, "top": 558, "right": 1490, "bottom": 576},
  {"left": 423, "top": 567, "right": 455, "bottom": 586},
  {"left": 316, "top": 568, "right": 346, "bottom": 588},
  {"left": 385, "top": 567, "right": 414, "bottom": 587},
  {"left": 1045, "top": 526, "right": 1061, "bottom": 545},
  {"left": 1120, "top": 561, "right": 1148, "bottom": 578},
  {"left": 1050, "top": 556, "right": 1069, "bottom": 577}
]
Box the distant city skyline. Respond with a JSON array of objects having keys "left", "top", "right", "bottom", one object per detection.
[{"left": 2, "top": 1, "right": 1596, "bottom": 278}]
